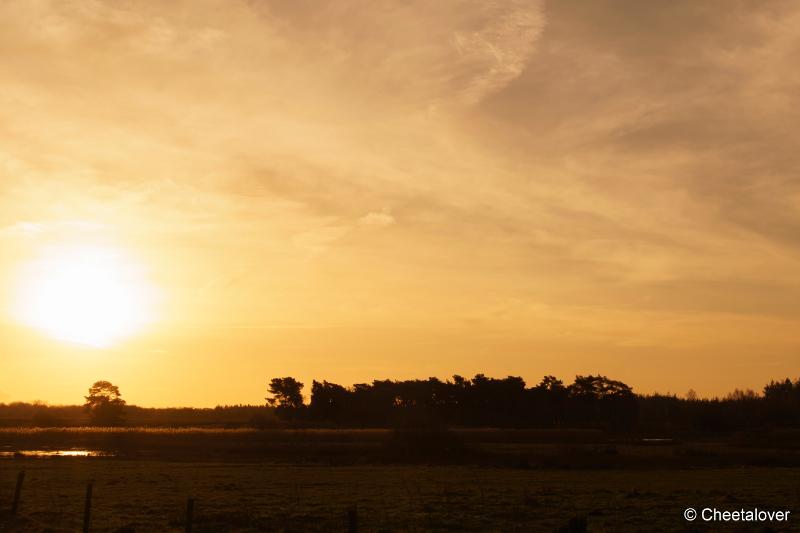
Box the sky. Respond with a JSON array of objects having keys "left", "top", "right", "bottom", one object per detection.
[{"left": 1, "top": 0, "right": 799, "bottom": 406}]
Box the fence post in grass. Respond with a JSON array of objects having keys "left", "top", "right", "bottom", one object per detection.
[
  {"left": 82, "top": 482, "right": 93, "bottom": 533},
  {"left": 185, "top": 498, "right": 195, "bottom": 533},
  {"left": 11, "top": 471, "right": 25, "bottom": 515},
  {"left": 347, "top": 505, "right": 358, "bottom": 533}
]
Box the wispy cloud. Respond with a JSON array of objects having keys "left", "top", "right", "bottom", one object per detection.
[
  {"left": 358, "top": 211, "right": 395, "bottom": 228},
  {"left": 1, "top": 0, "right": 799, "bottom": 402}
]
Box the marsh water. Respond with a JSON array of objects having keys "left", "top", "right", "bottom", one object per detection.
[{"left": 0, "top": 449, "right": 114, "bottom": 458}]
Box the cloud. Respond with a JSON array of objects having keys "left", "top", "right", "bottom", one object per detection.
[
  {"left": 449, "top": 1, "right": 545, "bottom": 105},
  {"left": 254, "top": 0, "right": 545, "bottom": 109},
  {"left": 358, "top": 211, "right": 395, "bottom": 228},
  {"left": 0, "top": 220, "right": 107, "bottom": 238},
  {"left": 1, "top": 0, "right": 799, "bottom": 398},
  {"left": 291, "top": 226, "right": 350, "bottom": 257},
  {"left": 1, "top": 222, "right": 45, "bottom": 236}
]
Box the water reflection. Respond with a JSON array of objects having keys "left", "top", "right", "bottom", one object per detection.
[{"left": 0, "top": 450, "right": 114, "bottom": 458}]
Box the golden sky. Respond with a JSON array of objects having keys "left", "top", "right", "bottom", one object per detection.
[{"left": 1, "top": 0, "right": 799, "bottom": 406}]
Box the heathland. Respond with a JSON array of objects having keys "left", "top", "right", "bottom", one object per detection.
[
  {"left": 1, "top": 374, "right": 799, "bottom": 531},
  {"left": 1, "top": 427, "right": 800, "bottom": 531}
]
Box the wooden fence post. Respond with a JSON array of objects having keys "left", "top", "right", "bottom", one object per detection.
[
  {"left": 11, "top": 471, "right": 25, "bottom": 515},
  {"left": 185, "top": 497, "right": 195, "bottom": 533},
  {"left": 347, "top": 505, "right": 358, "bottom": 533},
  {"left": 82, "top": 482, "right": 93, "bottom": 533}
]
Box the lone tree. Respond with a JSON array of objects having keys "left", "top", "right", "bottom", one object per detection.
[
  {"left": 84, "top": 380, "right": 126, "bottom": 426},
  {"left": 266, "top": 377, "right": 304, "bottom": 419}
]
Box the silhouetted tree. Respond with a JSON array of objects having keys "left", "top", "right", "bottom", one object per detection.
[
  {"left": 84, "top": 380, "right": 126, "bottom": 426},
  {"left": 280, "top": 373, "right": 800, "bottom": 432},
  {"left": 266, "top": 377, "right": 304, "bottom": 419},
  {"left": 527, "top": 375, "right": 568, "bottom": 427},
  {"left": 566, "top": 375, "right": 637, "bottom": 430},
  {"left": 309, "top": 380, "right": 350, "bottom": 424},
  {"left": 568, "top": 375, "right": 633, "bottom": 400},
  {"left": 467, "top": 374, "right": 527, "bottom": 426},
  {"left": 763, "top": 378, "right": 800, "bottom": 426}
]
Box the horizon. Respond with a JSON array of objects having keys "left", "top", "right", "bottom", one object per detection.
[
  {"left": 1, "top": 371, "right": 785, "bottom": 410},
  {"left": 2, "top": 0, "right": 800, "bottom": 407}
]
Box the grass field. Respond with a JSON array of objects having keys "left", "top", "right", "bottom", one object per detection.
[
  {"left": 1, "top": 461, "right": 799, "bottom": 532},
  {"left": 1, "top": 429, "right": 799, "bottom": 531},
  {"left": 2, "top": 427, "right": 800, "bottom": 468}
]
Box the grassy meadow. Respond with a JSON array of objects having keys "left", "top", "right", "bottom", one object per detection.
[
  {"left": 2, "top": 460, "right": 799, "bottom": 532},
  {"left": 1, "top": 428, "right": 799, "bottom": 531}
]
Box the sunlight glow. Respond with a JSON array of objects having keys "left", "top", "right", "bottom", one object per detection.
[{"left": 13, "top": 245, "right": 158, "bottom": 348}]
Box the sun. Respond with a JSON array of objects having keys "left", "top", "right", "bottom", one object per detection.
[{"left": 13, "top": 245, "right": 158, "bottom": 348}]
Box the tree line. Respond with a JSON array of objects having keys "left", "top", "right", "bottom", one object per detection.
[
  {"left": 267, "top": 374, "right": 800, "bottom": 432},
  {"left": 2, "top": 375, "right": 798, "bottom": 431}
]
